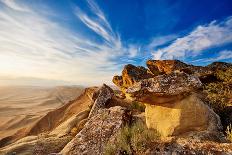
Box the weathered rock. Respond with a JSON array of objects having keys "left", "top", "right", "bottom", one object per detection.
[
  {"left": 88, "top": 84, "right": 114, "bottom": 118},
  {"left": 60, "top": 106, "right": 131, "bottom": 155},
  {"left": 146, "top": 60, "right": 189, "bottom": 74},
  {"left": 146, "top": 60, "right": 232, "bottom": 80},
  {"left": 145, "top": 93, "right": 222, "bottom": 137},
  {"left": 113, "top": 64, "right": 153, "bottom": 90},
  {"left": 124, "top": 73, "right": 221, "bottom": 138},
  {"left": 126, "top": 72, "right": 202, "bottom": 103},
  {"left": 207, "top": 62, "right": 232, "bottom": 70},
  {"left": 112, "top": 60, "right": 226, "bottom": 138}
]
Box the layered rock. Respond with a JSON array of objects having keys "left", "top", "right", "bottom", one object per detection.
[{"left": 60, "top": 106, "right": 131, "bottom": 155}]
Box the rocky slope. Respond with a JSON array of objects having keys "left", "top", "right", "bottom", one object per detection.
[{"left": 0, "top": 60, "right": 232, "bottom": 155}]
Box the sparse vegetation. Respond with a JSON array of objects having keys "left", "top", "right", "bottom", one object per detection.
[
  {"left": 104, "top": 121, "right": 160, "bottom": 155},
  {"left": 226, "top": 124, "right": 232, "bottom": 142},
  {"left": 130, "top": 101, "right": 145, "bottom": 112},
  {"left": 203, "top": 67, "right": 232, "bottom": 130}
]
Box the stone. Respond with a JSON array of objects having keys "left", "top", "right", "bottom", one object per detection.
[
  {"left": 112, "top": 75, "right": 123, "bottom": 88},
  {"left": 113, "top": 64, "right": 153, "bottom": 90},
  {"left": 207, "top": 62, "right": 232, "bottom": 70},
  {"left": 88, "top": 84, "right": 114, "bottom": 118},
  {"left": 112, "top": 60, "right": 225, "bottom": 138},
  {"left": 60, "top": 106, "right": 131, "bottom": 155},
  {"left": 146, "top": 60, "right": 189, "bottom": 74},
  {"left": 145, "top": 93, "right": 222, "bottom": 137},
  {"left": 126, "top": 72, "right": 202, "bottom": 103}
]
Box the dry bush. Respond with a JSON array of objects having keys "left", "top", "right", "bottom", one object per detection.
[
  {"left": 104, "top": 121, "right": 160, "bottom": 155},
  {"left": 129, "top": 101, "right": 145, "bottom": 112},
  {"left": 203, "top": 67, "right": 232, "bottom": 130}
]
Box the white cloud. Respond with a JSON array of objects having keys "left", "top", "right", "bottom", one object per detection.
[
  {"left": 192, "top": 50, "right": 232, "bottom": 63},
  {"left": 74, "top": 0, "right": 121, "bottom": 49},
  {"left": 0, "top": 0, "right": 113, "bottom": 85},
  {"left": 152, "top": 17, "right": 232, "bottom": 60},
  {"left": 0, "top": 0, "right": 30, "bottom": 12},
  {"left": 0, "top": 0, "right": 141, "bottom": 86},
  {"left": 148, "top": 34, "right": 177, "bottom": 49}
]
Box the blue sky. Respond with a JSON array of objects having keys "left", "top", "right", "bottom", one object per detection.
[{"left": 0, "top": 0, "right": 232, "bottom": 86}]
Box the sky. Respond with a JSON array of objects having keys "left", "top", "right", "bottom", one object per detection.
[{"left": 0, "top": 0, "right": 232, "bottom": 86}]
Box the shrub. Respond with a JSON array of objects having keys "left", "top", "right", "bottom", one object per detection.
[
  {"left": 130, "top": 101, "right": 145, "bottom": 112},
  {"left": 203, "top": 67, "right": 232, "bottom": 130},
  {"left": 104, "top": 121, "right": 160, "bottom": 155},
  {"left": 226, "top": 124, "right": 232, "bottom": 142}
]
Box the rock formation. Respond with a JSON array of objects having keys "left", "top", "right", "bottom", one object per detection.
[
  {"left": 60, "top": 106, "right": 131, "bottom": 155},
  {"left": 113, "top": 60, "right": 223, "bottom": 138},
  {"left": 88, "top": 84, "right": 114, "bottom": 118}
]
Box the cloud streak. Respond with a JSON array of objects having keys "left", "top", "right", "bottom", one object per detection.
[
  {"left": 0, "top": 0, "right": 140, "bottom": 86},
  {"left": 152, "top": 17, "right": 232, "bottom": 60}
]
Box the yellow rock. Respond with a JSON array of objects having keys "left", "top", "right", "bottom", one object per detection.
[{"left": 145, "top": 93, "right": 221, "bottom": 137}]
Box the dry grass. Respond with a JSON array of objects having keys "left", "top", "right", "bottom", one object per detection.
[
  {"left": 104, "top": 121, "right": 160, "bottom": 155},
  {"left": 226, "top": 124, "right": 232, "bottom": 142}
]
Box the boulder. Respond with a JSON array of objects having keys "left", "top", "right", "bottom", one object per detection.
[
  {"left": 60, "top": 106, "right": 131, "bottom": 155},
  {"left": 145, "top": 93, "right": 222, "bottom": 137},
  {"left": 123, "top": 71, "right": 221, "bottom": 138},
  {"left": 88, "top": 84, "right": 114, "bottom": 118},
  {"left": 126, "top": 72, "right": 202, "bottom": 103},
  {"left": 113, "top": 64, "right": 153, "bottom": 91},
  {"left": 146, "top": 60, "right": 189, "bottom": 74}
]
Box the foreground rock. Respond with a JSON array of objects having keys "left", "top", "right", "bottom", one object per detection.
[
  {"left": 60, "top": 106, "right": 131, "bottom": 155},
  {"left": 113, "top": 60, "right": 224, "bottom": 139},
  {"left": 127, "top": 72, "right": 222, "bottom": 138},
  {"left": 88, "top": 84, "right": 114, "bottom": 118}
]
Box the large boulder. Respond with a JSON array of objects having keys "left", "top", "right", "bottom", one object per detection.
[
  {"left": 112, "top": 60, "right": 224, "bottom": 138},
  {"left": 127, "top": 72, "right": 202, "bottom": 102},
  {"left": 125, "top": 72, "right": 222, "bottom": 137},
  {"left": 145, "top": 93, "right": 222, "bottom": 137},
  {"left": 60, "top": 106, "right": 131, "bottom": 155}
]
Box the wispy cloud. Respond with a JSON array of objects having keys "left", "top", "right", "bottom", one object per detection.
[
  {"left": 152, "top": 17, "right": 232, "bottom": 60},
  {"left": 191, "top": 50, "right": 232, "bottom": 63},
  {"left": 74, "top": 0, "right": 121, "bottom": 48},
  {"left": 0, "top": 0, "right": 140, "bottom": 86}
]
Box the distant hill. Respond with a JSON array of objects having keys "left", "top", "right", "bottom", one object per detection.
[{"left": 0, "top": 86, "right": 84, "bottom": 139}]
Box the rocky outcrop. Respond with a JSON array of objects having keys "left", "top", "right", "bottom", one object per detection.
[
  {"left": 60, "top": 106, "right": 131, "bottom": 155},
  {"left": 146, "top": 60, "right": 189, "bottom": 74},
  {"left": 126, "top": 72, "right": 221, "bottom": 137},
  {"left": 113, "top": 64, "right": 153, "bottom": 91},
  {"left": 88, "top": 84, "right": 114, "bottom": 118},
  {"left": 127, "top": 72, "right": 202, "bottom": 102},
  {"left": 113, "top": 60, "right": 224, "bottom": 138},
  {"left": 146, "top": 60, "right": 232, "bottom": 80}
]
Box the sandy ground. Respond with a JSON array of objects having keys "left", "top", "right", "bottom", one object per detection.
[{"left": 0, "top": 86, "right": 84, "bottom": 139}]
